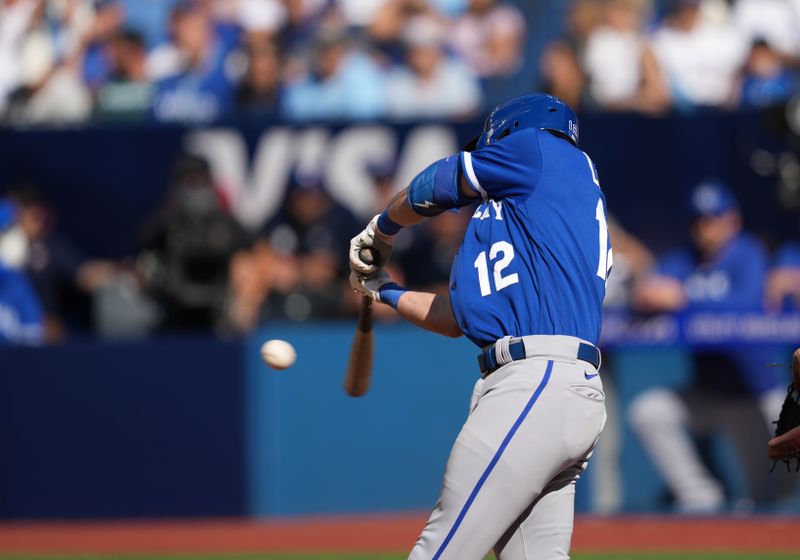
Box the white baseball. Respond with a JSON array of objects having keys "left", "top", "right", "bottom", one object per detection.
[{"left": 260, "top": 339, "right": 297, "bottom": 370}]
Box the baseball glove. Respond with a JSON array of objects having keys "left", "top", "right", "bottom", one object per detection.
[{"left": 768, "top": 349, "right": 800, "bottom": 472}]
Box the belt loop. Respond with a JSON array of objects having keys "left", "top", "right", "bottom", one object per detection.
[{"left": 494, "top": 336, "right": 514, "bottom": 367}]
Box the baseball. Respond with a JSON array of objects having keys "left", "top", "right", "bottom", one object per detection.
[{"left": 260, "top": 339, "right": 297, "bottom": 370}]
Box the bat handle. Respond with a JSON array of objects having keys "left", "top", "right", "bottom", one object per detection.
[
  {"left": 359, "top": 247, "right": 379, "bottom": 266},
  {"left": 358, "top": 295, "right": 373, "bottom": 332}
]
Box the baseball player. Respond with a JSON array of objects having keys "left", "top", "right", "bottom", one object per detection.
[
  {"left": 350, "top": 94, "right": 611, "bottom": 559},
  {"left": 630, "top": 180, "right": 785, "bottom": 511}
]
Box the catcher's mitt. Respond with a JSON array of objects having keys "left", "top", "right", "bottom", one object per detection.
[{"left": 768, "top": 349, "right": 800, "bottom": 472}]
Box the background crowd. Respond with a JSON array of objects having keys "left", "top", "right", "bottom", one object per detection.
[
  {"left": 0, "top": 0, "right": 798, "bottom": 126},
  {"left": 0, "top": 0, "right": 799, "bottom": 344}
]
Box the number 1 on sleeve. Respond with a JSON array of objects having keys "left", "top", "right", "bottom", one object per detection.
[{"left": 595, "top": 199, "right": 612, "bottom": 282}]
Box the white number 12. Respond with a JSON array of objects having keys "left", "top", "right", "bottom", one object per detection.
[
  {"left": 474, "top": 241, "right": 520, "bottom": 297},
  {"left": 596, "top": 198, "right": 613, "bottom": 282}
]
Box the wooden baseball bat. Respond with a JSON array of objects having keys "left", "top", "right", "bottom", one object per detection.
[{"left": 343, "top": 248, "right": 377, "bottom": 397}]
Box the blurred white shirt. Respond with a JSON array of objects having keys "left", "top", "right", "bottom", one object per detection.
[
  {"left": 584, "top": 27, "right": 645, "bottom": 106},
  {"left": 0, "top": 0, "right": 38, "bottom": 110},
  {"left": 386, "top": 58, "right": 480, "bottom": 119},
  {"left": 651, "top": 19, "right": 748, "bottom": 107}
]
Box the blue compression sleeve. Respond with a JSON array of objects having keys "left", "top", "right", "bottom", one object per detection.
[
  {"left": 377, "top": 210, "right": 402, "bottom": 236},
  {"left": 407, "top": 155, "right": 471, "bottom": 216},
  {"left": 378, "top": 283, "right": 406, "bottom": 309}
]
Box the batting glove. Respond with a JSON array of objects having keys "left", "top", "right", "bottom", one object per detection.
[
  {"left": 349, "top": 271, "right": 391, "bottom": 301},
  {"left": 349, "top": 215, "right": 395, "bottom": 276}
]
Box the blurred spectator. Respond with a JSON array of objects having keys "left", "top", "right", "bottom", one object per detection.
[
  {"left": 367, "top": 0, "right": 437, "bottom": 65},
  {"left": 0, "top": 200, "right": 43, "bottom": 345},
  {"left": 235, "top": 35, "right": 282, "bottom": 117},
  {"left": 249, "top": 172, "right": 360, "bottom": 323},
  {"left": 733, "top": 0, "right": 800, "bottom": 59},
  {"left": 386, "top": 15, "right": 481, "bottom": 119},
  {"left": 583, "top": 0, "right": 669, "bottom": 113},
  {"left": 2, "top": 0, "right": 93, "bottom": 124},
  {"left": 281, "top": 29, "right": 386, "bottom": 121},
  {"left": 650, "top": 0, "right": 748, "bottom": 110},
  {"left": 736, "top": 39, "right": 797, "bottom": 109},
  {"left": 449, "top": 0, "right": 526, "bottom": 79},
  {"left": 630, "top": 179, "right": 786, "bottom": 512},
  {"left": 138, "top": 154, "right": 250, "bottom": 331},
  {"left": 0, "top": 0, "right": 41, "bottom": 114},
  {"left": 539, "top": 40, "right": 587, "bottom": 111},
  {"left": 277, "top": 0, "right": 333, "bottom": 55},
  {"left": 7, "top": 185, "right": 117, "bottom": 343},
  {"left": 81, "top": 0, "right": 126, "bottom": 92},
  {"left": 95, "top": 29, "right": 153, "bottom": 120},
  {"left": 149, "top": 0, "right": 239, "bottom": 123},
  {"left": 566, "top": 0, "right": 606, "bottom": 51}
]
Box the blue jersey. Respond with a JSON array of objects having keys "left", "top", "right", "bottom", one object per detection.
[
  {"left": 657, "top": 234, "right": 780, "bottom": 394},
  {"left": 448, "top": 128, "right": 611, "bottom": 348},
  {"left": 657, "top": 233, "right": 765, "bottom": 311}
]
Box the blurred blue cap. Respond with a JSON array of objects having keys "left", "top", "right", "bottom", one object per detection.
[
  {"left": 689, "top": 179, "right": 739, "bottom": 217},
  {"left": 0, "top": 200, "right": 16, "bottom": 230}
]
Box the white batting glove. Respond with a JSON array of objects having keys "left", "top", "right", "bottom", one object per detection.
[
  {"left": 349, "top": 271, "right": 393, "bottom": 302},
  {"left": 349, "top": 215, "right": 395, "bottom": 276}
]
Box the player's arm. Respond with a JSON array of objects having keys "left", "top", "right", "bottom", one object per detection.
[
  {"left": 350, "top": 271, "right": 462, "bottom": 338},
  {"left": 350, "top": 155, "right": 479, "bottom": 276}
]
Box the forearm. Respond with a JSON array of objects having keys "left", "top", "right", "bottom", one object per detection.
[
  {"left": 383, "top": 188, "right": 426, "bottom": 229},
  {"left": 391, "top": 289, "right": 462, "bottom": 338}
]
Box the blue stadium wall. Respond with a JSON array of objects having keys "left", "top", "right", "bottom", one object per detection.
[
  {"left": 3, "top": 324, "right": 793, "bottom": 520},
  {"left": 0, "top": 325, "right": 612, "bottom": 519}
]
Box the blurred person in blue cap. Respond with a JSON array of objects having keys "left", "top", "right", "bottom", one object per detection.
[
  {"left": 0, "top": 199, "right": 43, "bottom": 345},
  {"left": 629, "top": 178, "right": 791, "bottom": 512}
]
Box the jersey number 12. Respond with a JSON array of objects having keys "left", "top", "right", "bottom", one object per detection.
[
  {"left": 474, "top": 241, "right": 519, "bottom": 297},
  {"left": 474, "top": 199, "right": 612, "bottom": 297}
]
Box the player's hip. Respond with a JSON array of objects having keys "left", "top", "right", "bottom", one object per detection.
[
  {"left": 471, "top": 335, "right": 605, "bottom": 413},
  {"left": 477, "top": 334, "right": 601, "bottom": 378}
]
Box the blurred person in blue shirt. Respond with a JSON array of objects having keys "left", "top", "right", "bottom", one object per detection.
[
  {"left": 0, "top": 200, "right": 43, "bottom": 346},
  {"left": 629, "top": 179, "right": 789, "bottom": 512},
  {"left": 738, "top": 39, "right": 797, "bottom": 109},
  {"left": 282, "top": 29, "right": 387, "bottom": 121},
  {"left": 149, "top": 0, "right": 240, "bottom": 123}
]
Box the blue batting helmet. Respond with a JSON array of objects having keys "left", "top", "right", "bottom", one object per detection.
[{"left": 477, "top": 94, "right": 579, "bottom": 148}]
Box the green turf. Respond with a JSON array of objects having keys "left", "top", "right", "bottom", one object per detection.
[{"left": 1, "top": 554, "right": 798, "bottom": 560}]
